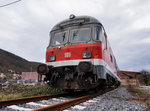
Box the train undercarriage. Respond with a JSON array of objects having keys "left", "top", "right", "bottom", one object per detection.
[{"left": 37, "top": 63, "right": 120, "bottom": 92}]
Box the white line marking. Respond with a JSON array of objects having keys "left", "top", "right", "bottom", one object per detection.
[
  {"left": 47, "top": 59, "right": 104, "bottom": 67},
  {"left": 7, "top": 105, "right": 32, "bottom": 111}
]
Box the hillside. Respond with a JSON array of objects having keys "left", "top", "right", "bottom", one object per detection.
[{"left": 0, "top": 49, "right": 42, "bottom": 73}]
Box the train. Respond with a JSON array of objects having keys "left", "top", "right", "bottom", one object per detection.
[{"left": 37, "top": 15, "right": 121, "bottom": 91}]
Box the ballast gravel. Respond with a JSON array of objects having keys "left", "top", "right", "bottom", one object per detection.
[
  {"left": 1, "top": 87, "right": 149, "bottom": 111},
  {"left": 1, "top": 97, "right": 72, "bottom": 111},
  {"left": 65, "top": 87, "right": 149, "bottom": 111}
]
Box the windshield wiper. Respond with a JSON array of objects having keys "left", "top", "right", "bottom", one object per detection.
[
  {"left": 62, "top": 33, "right": 66, "bottom": 41},
  {"left": 72, "top": 30, "right": 78, "bottom": 40}
]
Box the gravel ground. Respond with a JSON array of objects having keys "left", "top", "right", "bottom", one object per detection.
[{"left": 65, "top": 87, "right": 149, "bottom": 111}]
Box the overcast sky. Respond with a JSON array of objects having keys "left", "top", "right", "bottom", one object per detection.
[{"left": 0, "top": 0, "right": 150, "bottom": 72}]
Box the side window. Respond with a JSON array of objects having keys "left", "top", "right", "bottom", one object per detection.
[
  {"left": 104, "top": 32, "right": 107, "bottom": 49},
  {"left": 110, "top": 54, "right": 113, "bottom": 62},
  {"left": 114, "top": 58, "right": 117, "bottom": 69},
  {"left": 94, "top": 26, "right": 102, "bottom": 41}
]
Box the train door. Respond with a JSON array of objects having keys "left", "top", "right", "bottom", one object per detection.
[{"left": 102, "top": 28, "right": 107, "bottom": 65}]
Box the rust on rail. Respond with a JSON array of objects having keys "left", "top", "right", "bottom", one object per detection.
[
  {"left": 0, "top": 93, "right": 68, "bottom": 107},
  {"left": 33, "top": 94, "right": 96, "bottom": 111},
  {"left": 33, "top": 88, "right": 115, "bottom": 111}
]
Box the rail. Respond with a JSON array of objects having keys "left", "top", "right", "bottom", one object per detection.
[
  {"left": 0, "top": 93, "right": 68, "bottom": 107},
  {"left": 33, "top": 88, "right": 116, "bottom": 111}
]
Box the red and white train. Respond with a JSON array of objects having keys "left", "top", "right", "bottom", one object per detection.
[{"left": 37, "top": 15, "right": 121, "bottom": 91}]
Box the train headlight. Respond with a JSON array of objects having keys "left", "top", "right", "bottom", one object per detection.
[
  {"left": 49, "top": 55, "right": 56, "bottom": 61},
  {"left": 37, "top": 64, "right": 48, "bottom": 75},
  {"left": 82, "top": 51, "right": 91, "bottom": 59}
]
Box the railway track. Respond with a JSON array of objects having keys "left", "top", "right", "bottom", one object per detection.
[
  {"left": 0, "top": 93, "right": 69, "bottom": 107},
  {"left": 0, "top": 88, "right": 116, "bottom": 111}
]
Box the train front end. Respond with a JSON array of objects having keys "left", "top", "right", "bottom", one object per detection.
[{"left": 38, "top": 15, "right": 106, "bottom": 90}]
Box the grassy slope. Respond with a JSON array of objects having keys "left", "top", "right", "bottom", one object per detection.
[{"left": 0, "top": 48, "right": 41, "bottom": 73}]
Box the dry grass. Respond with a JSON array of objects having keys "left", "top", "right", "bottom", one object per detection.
[
  {"left": 127, "top": 86, "right": 150, "bottom": 108},
  {"left": 0, "top": 84, "right": 63, "bottom": 100},
  {"left": 147, "top": 101, "right": 150, "bottom": 107}
]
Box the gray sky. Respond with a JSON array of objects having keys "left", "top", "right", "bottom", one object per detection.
[{"left": 0, "top": 0, "right": 150, "bottom": 72}]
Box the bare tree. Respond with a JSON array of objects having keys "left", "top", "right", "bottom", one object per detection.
[{"left": 141, "top": 70, "right": 150, "bottom": 86}]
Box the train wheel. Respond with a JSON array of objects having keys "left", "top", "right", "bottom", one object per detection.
[
  {"left": 106, "top": 74, "right": 114, "bottom": 88},
  {"left": 98, "top": 80, "right": 106, "bottom": 91},
  {"left": 64, "top": 89, "right": 74, "bottom": 93},
  {"left": 94, "top": 87, "right": 99, "bottom": 93}
]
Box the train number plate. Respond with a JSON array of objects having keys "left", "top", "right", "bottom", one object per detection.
[{"left": 64, "top": 52, "right": 71, "bottom": 58}]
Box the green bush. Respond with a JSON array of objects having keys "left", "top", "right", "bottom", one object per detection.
[{"left": 138, "top": 70, "right": 150, "bottom": 86}]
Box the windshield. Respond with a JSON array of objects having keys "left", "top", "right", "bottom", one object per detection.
[
  {"left": 51, "top": 30, "right": 68, "bottom": 46},
  {"left": 70, "top": 28, "right": 91, "bottom": 42}
]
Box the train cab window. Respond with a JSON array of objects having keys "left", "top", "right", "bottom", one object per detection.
[
  {"left": 94, "top": 26, "right": 102, "bottom": 41},
  {"left": 51, "top": 30, "right": 68, "bottom": 46},
  {"left": 70, "top": 28, "right": 91, "bottom": 43},
  {"left": 104, "top": 32, "right": 107, "bottom": 49}
]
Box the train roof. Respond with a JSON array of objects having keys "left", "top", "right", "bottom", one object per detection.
[{"left": 51, "top": 15, "right": 102, "bottom": 31}]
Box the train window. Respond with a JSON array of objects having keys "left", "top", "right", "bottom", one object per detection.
[
  {"left": 113, "top": 57, "right": 116, "bottom": 68},
  {"left": 114, "top": 58, "right": 118, "bottom": 69},
  {"left": 104, "top": 32, "right": 107, "bottom": 49},
  {"left": 94, "top": 26, "right": 102, "bottom": 41},
  {"left": 110, "top": 54, "right": 113, "bottom": 63},
  {"left": 70, "top": 28, "right": 91, "bottom": 42},
  {"left": 51, "top": 30, "right": 68, "bottom": 46}
]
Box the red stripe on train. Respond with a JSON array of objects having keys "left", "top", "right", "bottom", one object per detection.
[{"left": 46, "top": 43, "right": 103, "bottom": 62}]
